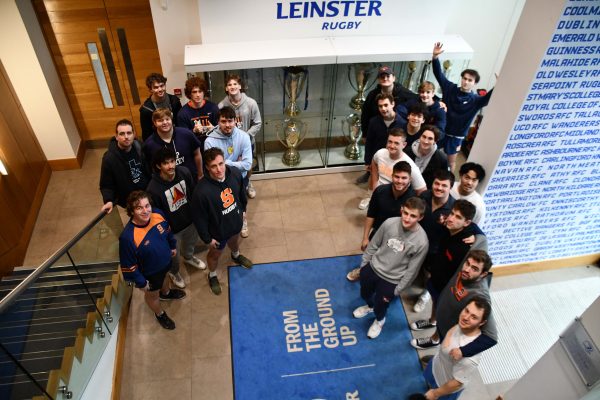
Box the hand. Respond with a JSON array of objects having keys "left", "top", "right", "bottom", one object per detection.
[
  {"left": 439, "top": 100, "right": 447, "bottom": 112},
  {"left": 210, "top": 239, "right": 220, "bottom": 249},
  {"left": 171, "top": 249, "right": 177, "bottom": 257},
  {"left": 450, "top": 348, "right": 463, "bottom": 361},
  {"left": 462, "top": 235, "right": 475, "bottom": 245},
  {"left": 193, "top": 121, "right": 203, "bottom": 134},
  {"left": 433, "top": 42, "right": 444, "bottom": 59},
  {"left": 425, "top": 389, "right": 438, "bottom": 400},
  {"left": 101, "top": 202, "right": 113, "bottom": 213},
  {"left": 360, "top": 238, "right": 369, "bottom": 252}
]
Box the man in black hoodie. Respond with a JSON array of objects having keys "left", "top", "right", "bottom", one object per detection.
[
  {"left": 146, "top": 147, "right": 207, "bottom": 290},
  {"left": 100, "top": 119, "right": 149, "bottom": 214},
  {"left": 191, "top": 147, "right": 253, "bottom": 295}
]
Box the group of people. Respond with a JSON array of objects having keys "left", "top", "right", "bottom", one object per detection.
[
  {"left": 101, "top": 42, "right": 495, "bottom": 398},
  {"left": 100, "top": 72, "right": 261, "bottom": 330},
  {"left": 351, "top": 43, "right": 495, "bottom": 400}
]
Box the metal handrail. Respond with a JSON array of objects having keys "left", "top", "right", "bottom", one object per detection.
[{"left": 0, "top": 210, "right": 108, "bottom": 315}]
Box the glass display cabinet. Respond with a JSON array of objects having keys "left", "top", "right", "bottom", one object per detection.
[{"left": 186, "top": 40, "right": 470, "bottom": 176}]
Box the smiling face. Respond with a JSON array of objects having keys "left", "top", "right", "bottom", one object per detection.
[
  {"left": 407, "top": 112, "right": 425, "bottom": 130},
  {"left": 226, "top": 79, "right": 242, "bottom": 96},
  {"left": 432, "top": 178, "right": 451, "bottom": 201},
  {"left": 444, "top": 208, "right": 471, "bottom": 233},
  {"left": 391, "top": 170, "right": 410, "bottom": 194},
  {"left": 418, "top": 129, "right": 436, "bottom": 153},
  {"left": 419, "top": 89, "right": 435, "bottom": 105},
  {"left": 154, "top": 116, "right": 173, "bottom": 135},
  {"left": 150, "top": 81, "right": 166, "bottom": 100},
  {"left": 158, "top": 158, "right": 176, "bottom": 181},
  {"left": 131, "top": 196, "right": 152, "bottom": 225},
  {"left": 386, "top": 134, "right": 406, "bottom": 158},
  {"left": 458, "top": 301, "right": 486, "bottom": 332}
]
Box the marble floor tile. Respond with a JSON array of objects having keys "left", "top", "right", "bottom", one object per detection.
[
  {"left": 241, "top": 211, "right": 285, "bottom": 249},
  {"left": 279, "top": 192, "right": 329, "bottom": 232},
  {"left": 284, "top": 229, "right": 337, "bottom": 261},
  {"left": 191, "top": 355, "right": 233, "bottom": 400}
]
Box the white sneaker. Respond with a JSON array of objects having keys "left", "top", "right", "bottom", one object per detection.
[
  {"left": 358, "top": 197, "right": 370, "bottom": 210},
  {"left": 413, "top": 290, "right": 431, "bottom": 313},
  {"left": 247, "top": 182, "right": 256, "bottom": 199},
  {"left": 367, "top": 318, "right": 385, "bottom": 339},
  {"left": 168, "top": 272, "right": 186, "bottom": 289},
  {"left": 184, "top": 256, "right": 206, "bottom": 270},
  {"left": 241, "top": 218, "right": 249, "bottom": 238},
  {"left": 353, "top": 305, "right": 373, "bottom": 319}
]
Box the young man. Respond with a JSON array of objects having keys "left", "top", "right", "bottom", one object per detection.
[
  {"left": 410, "top": 200, "right": 486, "bottom": 344},
  {"left": 411, "top": 250, "right": 497, "bottom": 360},
  {"left": 422, "top": 297, "right": 492, "bottom": 400},
  {"left": 140, "top": 73, "right": 182, "bottom": 141},
  {"left": 143, "top": 108, "right": 203, "bottom": 181},
  {"left": 204, "top": 106, "right": 253, "bottom": 237},
  {"left": 359, "top": 128, "right": 426, "bottom": 210},
  {"left": 451, "top": 162, "right": 486, "bottom": 226},
  {"left": 191, "top": 148, "right": 253, "bottom": 295},
  {"left": 405, "top": 125, "right": 449, "bottom": 189},
  {"left": 146, "top": 147, "right": 207, "bottom": 289},
  {"left": 432, "top": 42, "right": 494, "bottom": 171},
  {"left": 399, "top": 81, "right": 447, "bottom": 139},
  {"left": 119, "top": 190, "right": 186, "bottom": 330},
  {"left": 353, "top": 197, "right": 429, "bottom": 339},
  {"left": 401, "top": 103, "right": 428, "bottom": 147},
  {"left": 347, "top": 161, "right": 416, "bottom": 282},
  {"left": 413, "top": 170, "right": 455, "bottom": 312},
  {"left": 176, "top": 76, "right": 219, "bottom": 149},
  {"left": 100, "top": 119, "right": 149, "bottom": 214},
  {"left": 357, "top": 69, "right": 417, "bottom": 185},
  {"left": 218, "top": 74, "right": 262, "bottom": 199}
]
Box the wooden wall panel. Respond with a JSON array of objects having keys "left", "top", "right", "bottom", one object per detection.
[
  {"left": 0, "top": 62, "right": 49, "bottom": 272},
  {"left": 34, "top": 0, "right": 164, "bottom": 142}
]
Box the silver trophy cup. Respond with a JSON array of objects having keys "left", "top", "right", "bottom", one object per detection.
[
  {"left": 276, "top": 118, "right": 307, "bottom": 167},
  {"left": 278, "top": 66, "right": 309, "bottom": 166}
]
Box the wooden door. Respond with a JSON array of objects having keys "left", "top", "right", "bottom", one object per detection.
[{"left": 33, "top": 0, "right": 163, "bottom": 141}]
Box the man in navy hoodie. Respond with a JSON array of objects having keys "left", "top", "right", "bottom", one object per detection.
[
  {"left": 146, "top": 147, "right": 207, "bottom": 290},
  {"left": 432, "top": 42, "right": 494, "bottom": 172},
  {"left": 191, "top": 147, "right": 253, "bottom": 295}
]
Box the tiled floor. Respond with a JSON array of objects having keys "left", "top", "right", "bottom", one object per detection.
[{"left": 22, "top": 149, "right": 600, "bottom": 400}]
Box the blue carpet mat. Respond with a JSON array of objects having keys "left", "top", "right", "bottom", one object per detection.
[{"left": 229, "top": 255, "right": 427, "bottom": 399}]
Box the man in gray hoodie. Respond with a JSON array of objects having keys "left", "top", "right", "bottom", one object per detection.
[
  {"left": 219, "top": 74, "right": 262, "bottom": 199},
  {"left": 353, "top": 197, "right": 429, "bottom": 339}
]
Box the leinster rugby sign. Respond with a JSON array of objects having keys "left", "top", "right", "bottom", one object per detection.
[{"left": 276, "top": 1, "right": 382, "bottom": 31}]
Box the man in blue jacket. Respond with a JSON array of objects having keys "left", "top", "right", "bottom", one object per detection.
[{"left": 119, "top": 190, "right": 186, "bottom": 330}]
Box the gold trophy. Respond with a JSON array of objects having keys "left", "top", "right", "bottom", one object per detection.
[
  {"left": 343, "top": 63, "right": 377, "bottom": 160},
  {"left": 342, "top": 113, "right": 362, "bottom": 160},
  {"left": 277, "top": 66, "right": 309, "bottom": 166}
]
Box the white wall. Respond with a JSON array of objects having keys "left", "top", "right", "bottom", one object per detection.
[
  {"left": 152, "top": 0, "right": 525, "bottom": 93},
  {"left": 149, "top": 0, "right": 202, "bottom": 100},
  {"left": 0, "top": 0, "right": 80, "bottom": 160},
  {"left": 505, "top": 296, "right": 600, "bottom": 400}
]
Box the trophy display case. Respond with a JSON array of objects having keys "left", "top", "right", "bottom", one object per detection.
[{"left": 191, "top": 57, "right": 470, "bottom": 175}]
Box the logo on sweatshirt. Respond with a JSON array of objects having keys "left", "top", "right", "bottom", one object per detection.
[{"left": 166, "top": 180, "right": 188, "bottom": 212}]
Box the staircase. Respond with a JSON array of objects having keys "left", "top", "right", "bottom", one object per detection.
[{"left": 0, "top": 262, "right": 122, "bottom": 399}]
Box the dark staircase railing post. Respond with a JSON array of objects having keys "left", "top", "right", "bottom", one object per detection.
[{"left": 65, "top": 252, "right": 112, "bottom": 336}]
